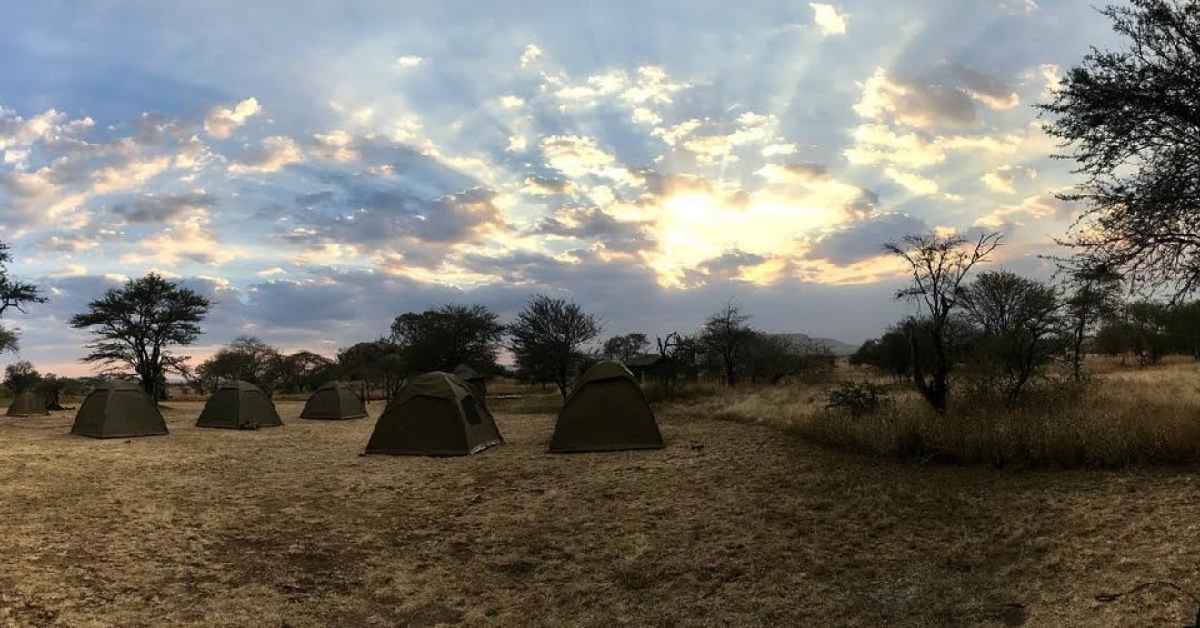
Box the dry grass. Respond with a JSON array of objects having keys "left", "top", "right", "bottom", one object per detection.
[
  {"left": 1, "top": 376, "right": 1199, "bottom": 626},
  {"left": 686, "top": 360, "right": 1200, "bottom": 468}
]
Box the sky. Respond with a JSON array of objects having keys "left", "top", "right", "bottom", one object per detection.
[{"left": 0, "top": 1, "right": 1124, "bottom": 376}]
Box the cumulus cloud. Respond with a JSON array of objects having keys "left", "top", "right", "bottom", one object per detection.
[
  {"left": 0, "top": 106, "right": 94, "bottom": 152},
  {"left": 884, "top": 168, "right": 939, "bottom": 195},
  {"left": 854, "top": 68, "right": 977, "bottom": 129},
  {"left": 522, "top": 175, "right": 574, "bottom": 196},
  {"left": 810, "top": 3, "right": 847, "bottom": 35},
  {"left": 498, "top": 95, "right": 525, "bottom": 109},
  {"left": 228, "top": 136, "right": 304, "bottom": 174},
  {"left": 950, "top": 64, "right": 1020, "bottom": 110},
  {"left": 123, "top": 211, "right": 241, "bottom": 266},
  {"left": 112, "top": 192, "right": 216, "bottom": 223},
  {"left": 806, "top": 213, "right": 930, "bottom": 265},
  {"left": 203, "top": 97, "right": 261, "bottom": 139},
  {"left": 312, "top": 129, "right": 358, "bottom": 162},
  {"left": 541, "top": 135, "right": 639, "bottom": 185},
  {"left": 520, "top": 44, "right": 543, "bottom": 68},
  {"left": 92, "top": 156, "right": 172, "bottom": 193},
  {"left": 974, "top": 190, "right": 1075, "bottom": 229},
  {"left": 534, "top": 205, "right": 655, "bottom": 253},
  {"left": 981, "top": 165, "right": 1037, "bottom": 194}
]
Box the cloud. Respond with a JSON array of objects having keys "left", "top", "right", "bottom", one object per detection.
[
  {"left": 672, "top": 112, "right": 780, "bottom": 165},
  {"left": 981, "top": 165, "right": 1037, "bottom": 194},
  {"left": 498, "top": 95, "right": 525, "bottom": 109},
  {"left": 0, "top": 107, "right": 94, "bottom": 152},
  {"left": 810, "top": 3, "right": 847, "bottom": 36},
  {"left": 806, "top": 213, "right": 930, "bottom": 265},
  {"left": 395, "top": 55, "right": 424, "bottom": 68},
  {"left": 950, "top": 64, "right": 1020, "bottom": 110},
  {"left": 49, "top": 264, "right": 88, "bottom": 278},
  {"left": 519, "top": 44, "right": 543, "bottom": 68},
  {"left": 534, "top": 205, "right": 655, "bottom": 253},
  {"left": 884, "top": 168, "right": 939, "bottom": 195},
  {"left": 845, "top": 124, "right": 1021, "bottom": 169},
  {"left": 122, "top": 210, "right": 240, "bottom": 266},
  {"left": 762, "top": 143, "right": 798, "bottom": 157},
  {"left": 506, "top": 135, "right": 527, "bottom": 152},
  {"left": 1000, "top": 0, "right": 1039, "bottom": 15},
  {"left": 91, "top": 156, "right": 172, "bottom": 194},
  {"left": 854, "top": 68, "right": 977, "bottom": 129},
  {"left": 975, "top": 190, "right": 1074, "bottom": 229},
  {"left": 632, "top": 107, "right": 661, "bottom": 125},
  {"left": 541, "top": 135, "right": 638, "bottom": 185},
  {"left": 522, "top": 175, "right": 574, "bottom": 196},
  {"left": 312, "top": 129, "right": 358, "bottom": 162},
  {"left": 203, "top": 97, "right": 261, "bottom": 139},
  {"left": 112, "top": 192, "right": 216, "bottom": 223},
  {"left": 755, "top": 162, "right": 828, "bottom": 184},
  {"left": 228, "top": 136, "right": 304, "bottom": 174}
]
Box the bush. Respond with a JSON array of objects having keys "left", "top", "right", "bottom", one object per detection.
[
  {"left": 826, "top": 381, "right": 891, "bottom": 417},
  {"left": 642, "top": 381, "right": 722, "bottom": 404}
]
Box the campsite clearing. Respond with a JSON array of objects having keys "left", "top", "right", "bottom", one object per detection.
[{"left": 1, "top": 399, "right": 1198, "bottom": 626}]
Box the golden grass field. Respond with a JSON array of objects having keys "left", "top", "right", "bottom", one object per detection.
[{"left": 2, "top": 369, "right": 1200, "bottom": 627}]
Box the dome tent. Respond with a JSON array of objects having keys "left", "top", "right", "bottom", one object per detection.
[
  {"left": 71, "top": 381, "right": 168, "bottom": 438},
  {"left": 7, "top": 391, "right": 49, "bottom": 417},
  {"left": 453, "top": 364, "right": 489, "bottom": 404},
  {"left": 301, "top": 381, "right": 368, "bottom": 420},
  {"left": 196, "top": 380, "right": 283, "bottom": 429},
  {"left": 549, "top": 360, "right": 664, "bottom": 453},
  {"left": 365, "top": 371, "right": 503, "bottom": 456}
]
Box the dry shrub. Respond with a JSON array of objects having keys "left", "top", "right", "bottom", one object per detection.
[
  {"left": 641, "top": 381, "right": 723, "bottom": 404},
  {"left": 682, "top": 362, "right": 1200, "bottom": 468}
]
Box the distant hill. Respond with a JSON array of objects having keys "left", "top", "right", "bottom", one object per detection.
[{"left": 768, "top": 333, "right": 858, "bottom": 356}]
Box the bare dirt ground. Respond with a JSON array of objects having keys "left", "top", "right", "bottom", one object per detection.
[{"left": 2, "top": 399, "right": 1199, "bottom": 627}]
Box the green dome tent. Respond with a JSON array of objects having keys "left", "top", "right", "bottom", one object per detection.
[
  {"left": 549, "top": 360, "right": 664, "bottom": 453},
  {"left": 365, "top": 371, "right": 503, "bottom": 456},
  {"left": 71, "top": 381, "right": 168, "bottom": 439},
  {"left": 7, "top": 391, "right": 49, "bottom": 417},
  {"left": 453, "top": 364, "right": 489, "bottom": 405},
  {"left": 300, "top": 381, "right": 367, "bottom": 420},
  {"left": 196, "top": 381, "right": 283, "bottom": 429}
]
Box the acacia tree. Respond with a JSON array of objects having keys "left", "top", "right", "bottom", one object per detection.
[
  {"left": 196, "top": 336, "right": 285, "bottom": 394},
  {"left": 389, "top": 304, "right": 505, "bottom": 374},
  {"left": 959, "top": 271, "right": 1064, "bottom": 402},
  {"left": 1039, "top": 1, "right": 1200, "bottom": 298},
  {"left": 885, "top": 232, "right": 1002, "bottom": 412},
  {"left": 1061, "top": 266, "right": 1123, "bottom": 379},
  {"left": 602, "top": 333, "right": 649, "bottom": 363},
  {"left": 3, "top": 361, "right": 41, "bottom": 394},
  {"left": 0, "top": 241, "right": 47, "bottom": 353},
  {"left": 699, "top": 301, "right": 756, "bottom": 386},
  {"left": 508, "top": 295, "right": 601, "bottom": 399},
  {"left": 278, "top": 351, "right": 335, "bottom": 393},
  {"left": 337, "top": 340, "right": 406, "bottom": 402},
  {"left": 69, "top": 273, "right": 210, "bottom": 401}
]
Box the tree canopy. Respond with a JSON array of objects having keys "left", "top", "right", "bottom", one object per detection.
[
  {"left": 699, "top": 301, "right": 755, "bottom": 386},
  {"left": 69, "top": 273, "right": 210, "bottom": 400},
  {"left": 196, "top": 336, "right": 285, "bottom": 394},
  {"left": 508, "top": 294, "right": 601, "bottom": 399},
  {"left": 0, "top": 241, "right": 47, "bottom": 353},
  {"left": 389, "top": 304, "right": 505, "bottom": 374},
  {"left": 3, "top": 361, "right": 41, "bottom": 394},
  {"left": 602, "top": 333, "right": 650, "bottom": 364},
  {"left": 1040, "top": 0, "right": 1200, "bottom": 297},
  {"left": 885, "top": 231, "right": 1002, "bottom": 412}
]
